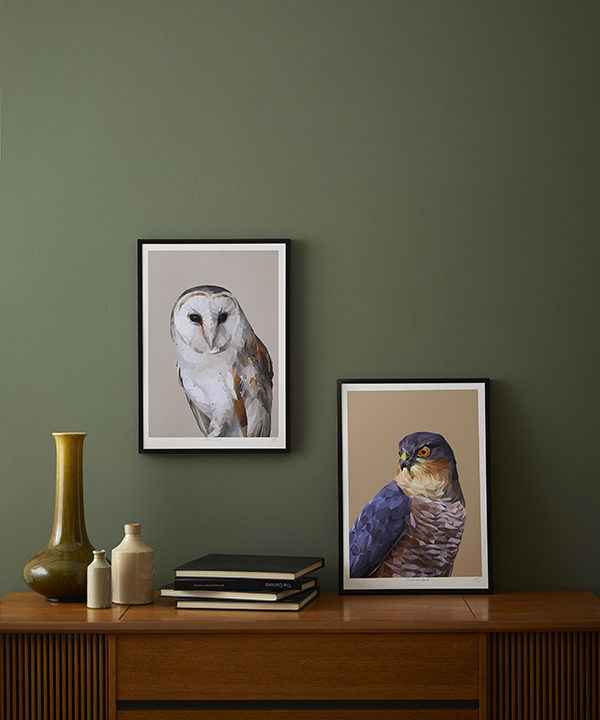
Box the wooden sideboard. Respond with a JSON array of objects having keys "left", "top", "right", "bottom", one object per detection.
[{"left": 1, "top": 590, "right": 599, "bottom": 719}]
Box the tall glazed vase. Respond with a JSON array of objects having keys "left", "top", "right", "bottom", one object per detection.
[{"left": 23, "top": 432, "right": 95, "bottom": 601}]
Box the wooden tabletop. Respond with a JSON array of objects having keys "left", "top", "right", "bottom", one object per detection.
[
  {"left": 0, "top": 591, "right": 126, "bottom": 632},
  {"left": 1, "top": 590, "right": 599, "bottom": 633}
]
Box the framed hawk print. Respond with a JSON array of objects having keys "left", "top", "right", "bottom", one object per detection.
[
  {"left": 138, "top": 240, "right": 289, "bottom": 452},
  {"left": 338, "top": 379, "right": 491, "bottom": 594}
]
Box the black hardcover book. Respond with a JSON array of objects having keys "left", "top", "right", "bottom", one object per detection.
[
  {"left": 161, "top": 578, "right": 317, "bottom": 602},
  {"left": 173, "top": 553, "right": 324, "bottom": 580},
  {"left": 176, "top": 587, "right": 319, "bottom": 611},
  {"left": 172, "top": 576, "right": 316, "bottom": 593}
]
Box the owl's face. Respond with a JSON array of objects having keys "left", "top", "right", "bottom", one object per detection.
[
  {"left": 394, "top": 431, "right": 457, "bottom": 501},
  {"left": 171, "top": 286, "right": 242, "bottom": 354}
]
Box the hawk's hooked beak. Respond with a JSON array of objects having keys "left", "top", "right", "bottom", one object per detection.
[{"left": 399, "top": 450, "right": 412, "bottom": 470}]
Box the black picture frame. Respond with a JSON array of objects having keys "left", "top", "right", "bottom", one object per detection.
[
  {"left": 338, "top": 378, "right": 491, "bottom": 594},
  {"left": 138, "top": 239, "right": 289, "bottom": 453}
]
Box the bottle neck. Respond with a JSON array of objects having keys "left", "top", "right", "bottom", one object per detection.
[{"left": 49, "top": 433, "right": 91, "bottom": 548}]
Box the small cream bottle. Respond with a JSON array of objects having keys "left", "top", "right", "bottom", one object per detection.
[
  {"left": 111, "top": 523, "right": 154, "bottom": 605},
  {"left": 87, "top": 550, "right": 112, "bottom": 608}
]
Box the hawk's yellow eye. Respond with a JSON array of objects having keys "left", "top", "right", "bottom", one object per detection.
[{"left": 417, "top": 446, "right": 430, "bottom": 458}]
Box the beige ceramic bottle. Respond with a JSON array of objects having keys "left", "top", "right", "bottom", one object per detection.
[
  {"left": 87, "top": 549, "right": 111, "bottom": 608},
  {"left": 111, "top": 524, "right": 154, "bottom": 605}
]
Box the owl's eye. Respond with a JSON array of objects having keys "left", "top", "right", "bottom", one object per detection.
[
  {"left": 217, "top": 312, "right": 228, "bottom": 323},
  {"left": 417, "top": 446, "right": 430, "bottom": 458},
  {"left": 189, "top": 313, "right": 203, "bottom": 325}
]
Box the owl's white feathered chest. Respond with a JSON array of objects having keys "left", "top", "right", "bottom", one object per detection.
[{"left": 177, "top": 346, "right": 242, "bottom": 436}]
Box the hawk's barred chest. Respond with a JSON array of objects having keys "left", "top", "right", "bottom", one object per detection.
[{"left": 374, "top": 496, "right": 466, "bottom": 578}]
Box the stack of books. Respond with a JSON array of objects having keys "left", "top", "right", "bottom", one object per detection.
[{"left": 161, "top": 553, "right": 323, "bottom": 611}]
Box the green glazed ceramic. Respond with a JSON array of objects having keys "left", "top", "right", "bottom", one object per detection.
[{"left": 23, "top": 433, "right": 95, "bottom": 601}]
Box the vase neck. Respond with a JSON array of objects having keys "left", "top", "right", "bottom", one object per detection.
[{"left": 49, "top": 433, "right": 91, "bottom": 547}]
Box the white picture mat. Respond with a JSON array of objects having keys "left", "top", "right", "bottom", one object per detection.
[
  {"left": 140, "top": 242, "right": 287, "bottom": 450},
  {"left": 340, "top": 381, "right": 489, "bottom": 591}
]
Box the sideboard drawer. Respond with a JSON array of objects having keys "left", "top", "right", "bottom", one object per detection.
[
  {"left": 116, "top": 633, "right": 479, "bottom": 701},
  {"left": 117, "top": 711, "right": 479, "bottom": 720}
]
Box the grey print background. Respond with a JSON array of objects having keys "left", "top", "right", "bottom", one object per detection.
[{"left": 147, "top": 248, "right": 279, "bottom": 438}]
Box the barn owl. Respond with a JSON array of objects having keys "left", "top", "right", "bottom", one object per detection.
[
  {"left": 170, "top": 285, "right": 273, "bottom": 438},
  {"left": 349, "top": 432, "right": 466, "bottom": 578}
]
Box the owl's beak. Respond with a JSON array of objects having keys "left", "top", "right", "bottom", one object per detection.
[{"left": 202, "top": 326, "right": 216, "bottom": 350}]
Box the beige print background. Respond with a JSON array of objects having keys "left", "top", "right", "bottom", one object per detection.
[
  {"left": 347, "top": 388, "right": 483, "bottom": 577},
  {"left": 147, "top": 248, "right": 279, "bottom": 438}
]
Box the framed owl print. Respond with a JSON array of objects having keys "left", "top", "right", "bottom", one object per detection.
[
  {"left": 138, "top": 240, "right": 289, "bottom": 452},
  {"left": 338, "top": 379, "right": 491, "bottom": 594}
]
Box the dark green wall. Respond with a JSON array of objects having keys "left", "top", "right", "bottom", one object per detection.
[{"left": 1, "top": 1, "right": 598, "bottom": 596}]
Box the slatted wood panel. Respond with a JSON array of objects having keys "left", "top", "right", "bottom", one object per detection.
[
  {"left": 1, "top": 633, "right": 107, "bottom": 720},
  {"left": 489, "top": 631, "right": 599, "bottom": 719}
]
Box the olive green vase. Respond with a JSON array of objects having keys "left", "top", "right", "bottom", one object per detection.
[{"left": 23, "top": 433, "right": 95, "bottom": 601}]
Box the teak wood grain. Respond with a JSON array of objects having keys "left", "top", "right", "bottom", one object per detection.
[
  {"left": 116, "top": 592, "right": 477, "bottom": 632},
  {"left": 465, "top": 591, "right": 600, "bottom": 630},
  {"left": 116, "top": 632, "right": 479, "bottom": 701},
  {"left": 1, "top": 591, "right": 599, "bottom": 720},
  {"left": 2, "top": 591, "right": 599, "bottom": 632},
  {"left": 0, "top": 591, "right": 125, "bottom": 632},
  {"left": 116, "top": 712, "right": 479, "bottom": 720}
]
